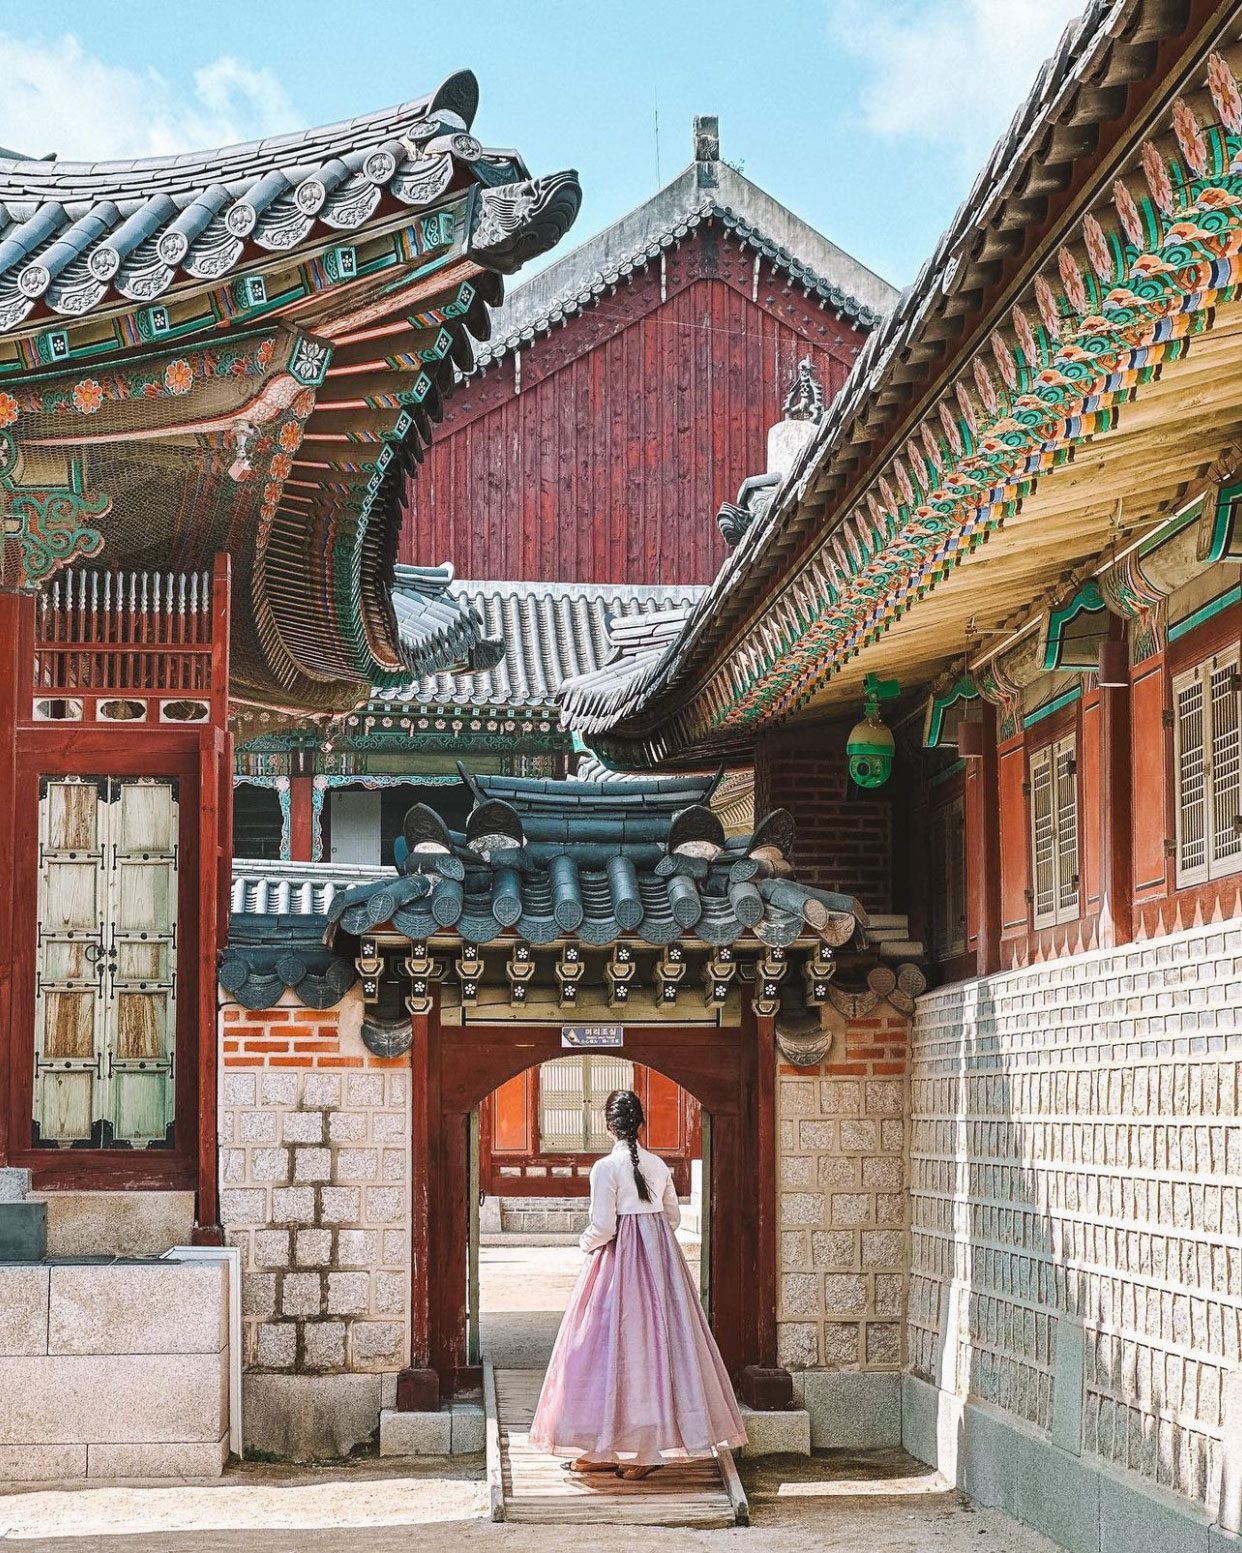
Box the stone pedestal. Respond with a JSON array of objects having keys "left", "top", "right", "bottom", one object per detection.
[{"left": 0, "top": 1201, "right": 46, "bottom": 1262}]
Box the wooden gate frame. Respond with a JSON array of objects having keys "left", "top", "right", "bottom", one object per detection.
[{"left": 408, "top": 1001, "right": 777, "bottom": 1397}]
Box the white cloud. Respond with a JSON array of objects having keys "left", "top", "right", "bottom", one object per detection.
[
  {"left": 826, "top": 0, "right": 1083, "bottom": 174},
  {"left": 0, "top": 32, "right": 298, "bottom": 162}
]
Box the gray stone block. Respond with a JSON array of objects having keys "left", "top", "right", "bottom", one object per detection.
[
  {"left": 38, "top": 1190, "right": 194, "bottom": 1256},
  {"left": 0, "top": 1169, "right": 30, "bottom": 1203},
  {"left": 1051, "top": 1316, "right": 1085, "bottom": 1456},
  {"left": 0, "top": 1201, "right": 46, "bottom": 1262},
  {"left": 1211, "top": 1527, "right": 1242, "bottom": 1551},
  {"left": 1099, "top": 1472, "right": 1211, "bottom": 1553},
  {"left": 87, "top": 1436, "right": 228, "bottom": 1479},
  {"left": 0, "top": 1353, "right": 226, "bottom": 1445},
  {"left": 48, "top": 1262, "right": 227, "bottom": 1355},
  {"left": 450, "top": 1402, "right": 486, "bottom": 1455},
  {"left": 900, "top": 1373, "right": 940, "bottom": 1472},
  {"left": 0, "top": 1444, "right": 88, "bottom": 1481},
  {"left": 0, "top": 1267, "right": 49, "bottom": 1355},
  {"left": 1009, "top": 1430, "right": 1099, "bottom": 1553},
  {"left": 738, "top": 1405, "right": 810, "bottom": 1457},
  {"left": 379, "top": 1407, "right": 452, "bottom": 1457},
  {"left": 796, "top": 1370, "right": 901, "bottom": 1449},
  {"left": 959, "top": 1401, "right": 1018, "bottom": 1515},
  {"left": 244, "top": 1373, "right": 380, "bottom": 1461}
]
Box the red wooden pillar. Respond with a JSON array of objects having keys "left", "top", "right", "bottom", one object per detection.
[
  {"left": 1100, "top": 638, "right": 1134, "bottom": 947},
  {"left": 967, "top": 702, "right": 1002, "bottom": 977},
  {"left": 289, "top": 776, "right": 315, "bottom": 861},
  {"left": 0, "top": 590, "right": 35, "bottom": 1170},
  {"left": 400, "top": 1006, "right": 441, "bottom": 1411},
  {"left": 752, "top": 1002, "right": 778, "bottom": 1367}
]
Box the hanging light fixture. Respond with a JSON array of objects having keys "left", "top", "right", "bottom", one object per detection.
[{"left": 956, "top": 719, "right": 985, "bottom": 758}]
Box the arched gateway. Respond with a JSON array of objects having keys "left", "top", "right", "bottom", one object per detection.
[
  {"left": 220, "top": 768, "right": 898, "bottom": 1451},
  {"left": 307, "top": 770, "right": 863, "bottom": 1403}
]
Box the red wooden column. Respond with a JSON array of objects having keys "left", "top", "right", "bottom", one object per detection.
[
  {"left": 289, "top": 776, "right": 315, "bottom": 861},
  {"left": 0, "top": 590, "right": 35, "bottom": 1171},
  {"left": 752, "top": 1001, "right": 778, "bottom": 1367},
  {"left": 399, "top": 1006, "right": 441, "bottom": 1411},
  {"left": 966, "top": 703, "right": 1003, "bottom": 977},
  {"left": 1100, "top": 633, "right": 1134, "bottom": 948}
]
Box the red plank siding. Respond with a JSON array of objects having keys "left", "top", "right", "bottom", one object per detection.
[{"left": 401, "top": 233, "right": 868, "bottom": 585}]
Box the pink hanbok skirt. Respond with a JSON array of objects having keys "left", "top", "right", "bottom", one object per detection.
[{"left": 527, "top": 1212, "right": 747, "bottom": 1465}]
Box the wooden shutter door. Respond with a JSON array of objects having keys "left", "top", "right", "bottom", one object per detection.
[
  {"left": 1054, "top": 737, "right": 1080, "bottom": 921},
  {"left": 108, "top": 778, "right": 179, "bottom": 1145},
  {"left": 1030, "top": 747, "right": 1056, "bottom": 927},
  {"left": 539, "top": 1057, "right": 586, "bottom": 1151},
  {"left": 1209, "top": 661, "right": 1242, "bottom": 872},
  {"left": 998, "top": 742, "right": 1029, "bottom": 933},
  {"left": 585, "top": 1055, "right": 634, "bottom": 1150},
  {"left": 34, "top": 778, "right": 108, "bottom": 1143},
  {"left": 1174, "top": 670, "right": 1208, "bottom": 884}
]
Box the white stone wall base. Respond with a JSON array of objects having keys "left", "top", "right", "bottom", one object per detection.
[
  {"left": 738, "top": 1405, "right": 811, "bottom": 1457},
  {"left": 903, "top": 1373, "right": 1242, "bottom": 1553},
  {"left": 792, "top": 1369, "right": 901, "bottom": 1449},
  {"left": 378, "top": 1404, "right": 485, "bottom": 1457}
]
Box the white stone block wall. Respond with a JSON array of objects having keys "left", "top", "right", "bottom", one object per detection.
[
  {"left": 0, "top": 1261, "right": 229, "bottom": 1480},
  {"left": 218, "top": 991, "right": 411, "bottom": 1393},
  {"left": 910, "top": 918, "right": 1242, "bottom": 1515},
  {"left": 777, "top": 1009, "right": 909, "bottom": 1372}
]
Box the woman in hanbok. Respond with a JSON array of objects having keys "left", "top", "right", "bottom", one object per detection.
[{"left": 528, "top": 1088, "right": 746, "bottom": 1479}]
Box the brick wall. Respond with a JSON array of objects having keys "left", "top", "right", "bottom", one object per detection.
[
  {"left": 218, "top": 990, "right": 410, "bottom": 1390},
  {"left": 754, "top": 728, "right": 893, "bottom": 913},
  {"left": 910, "top": 919, "right": 1242, "bottom": 1518},
  {"left": 776, "top": 1008, "right": 909, "bottom": 1371}
]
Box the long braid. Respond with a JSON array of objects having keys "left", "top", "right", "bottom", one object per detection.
[{"left": 605, "top": 1089, "right": 652, "bottom": 1202}]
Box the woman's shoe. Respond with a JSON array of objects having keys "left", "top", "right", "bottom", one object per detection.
[
  {"left": 565, "top": 1458, "right": 617, "bottom": 1473},
  {"left": 618, "top": 1464, "right": 662, "bottom": 1481}
]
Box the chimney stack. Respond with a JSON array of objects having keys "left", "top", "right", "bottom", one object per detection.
[{"left": 694, "top": 115, "right": 720, "bottom": 188}]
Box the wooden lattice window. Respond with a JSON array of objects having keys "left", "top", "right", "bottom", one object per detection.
[
  {"left": 1030, "top": 735, "right": 1079, "bottom": 928},
  {"left": 929, "top": 793, "right": 966, "bottom": 962},
  {"left": 538, "top": 1054, "right": 635, "bottom": 1153},
  {"left": 1174, "top": 652, "right": 1242, "bottom": 887},
  {"left": 33, "top": 776, "right": 178, "bottom": 1148}
]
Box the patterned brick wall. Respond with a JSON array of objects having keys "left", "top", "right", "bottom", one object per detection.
[
  {"left": 910, "top": 919, "right": 1242, "bottom": 1514},
  {"left": 754, "top": 730, "right": 893, "bottom": 913},
  {"left": 777, "top": 1009, "right": 909, "bottom": 1371},
  {"left": 218, "top": 990, "right": 410, "bottom": 1383}
]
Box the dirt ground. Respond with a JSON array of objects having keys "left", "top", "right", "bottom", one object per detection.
[
  {"left": 0, "top": 1241, "right": 1058, "bottom": 1551},
  {"left": 0, "top": 1451, "right": 1061, "bottom": 1552}
]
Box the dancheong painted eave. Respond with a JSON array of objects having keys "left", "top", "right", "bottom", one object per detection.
[
  {"left": 0, "top": 70, "right": 581, "bottom": 719},
  {"left": 556, "top": 0, "right": 1242, "bottom": 768}
]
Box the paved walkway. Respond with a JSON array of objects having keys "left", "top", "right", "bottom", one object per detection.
[{"left": 0, "top": 1455, "right": 1061, "bottom": 1551}]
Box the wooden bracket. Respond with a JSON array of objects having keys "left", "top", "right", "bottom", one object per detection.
[
  {"left": 704, "top": 947, "right": 736, "bottom": 1008},
  {"left": 505, "top": 942, "right": 535, "bottom": 1005},
  {"left": 606, "top": 942, "right": 637, "bottom": 1008},
  {"left": 455, "top": 942, "right": 484, "bottom": 1008},
  {"left": 754, "top": 948, "right": 789, "bottom": 1015},
  {"left": 802, "top": 945, "right": 836, "bottom": 1006},
  {"left": 556, "top": 944, "right": 585, "bottom": 1007},
  {"left": 655, "top": 942, "right": 686, "bottom": 1005}
]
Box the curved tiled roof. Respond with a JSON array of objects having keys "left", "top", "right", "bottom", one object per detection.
[
  {"left": 555, "top": 0, "right": 1229, "bottom": 763},
  {"left": 320, "top": 772, "right": 865, "bottom": 951},
  {"left": 372, "top": 579, "right": 704, "bottom": 709},
  {"left": 0, "top": 72, "right": 514, "bottom": 333}
]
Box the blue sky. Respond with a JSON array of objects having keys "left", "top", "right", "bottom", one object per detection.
[{"left": 0, "top": 1, "right": 1081, "bottom": 287}]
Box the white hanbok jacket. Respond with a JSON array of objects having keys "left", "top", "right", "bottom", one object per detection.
[{"left": 579, "top": 1140, "right": 681, "bottom": 1254}]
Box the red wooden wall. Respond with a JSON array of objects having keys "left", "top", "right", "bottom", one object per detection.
[{"left": 400, "top": 230, "right": 870, "bottom": 584}]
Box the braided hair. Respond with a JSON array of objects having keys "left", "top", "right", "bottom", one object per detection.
[{"left": 604, "top": 1089, "right": 652, "bottom": 1202}]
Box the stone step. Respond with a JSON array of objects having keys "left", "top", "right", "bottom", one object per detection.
[
  {"left": 0, "top": 1200, "right": 47, "bottom": 1262},
  {"left": 0, "top": 1168, "right": 31, "bottom": 1203}
]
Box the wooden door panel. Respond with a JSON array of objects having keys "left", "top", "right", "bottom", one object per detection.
[
  {"left": 491, "top": 1071, "right": 531, "bottom": 1153},
  {"left": 998, "top": 740, "right": 1029, "bottom": 932},
  {"left": 644, "top": 1067, "right": 683, "bottom": 1151},
  {"left": 1132, "top": 660, "right": 1169, "bottom": 895}
]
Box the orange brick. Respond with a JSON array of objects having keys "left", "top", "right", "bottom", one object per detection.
[
  {"left": 316, "top": 1056, "right": 364, "bottom": 1068},
  {"left": 293, "top": 1009, "right": 333, "bottom": 1023},
  {"left": 824, "top": 1062, "right": 867, "bottom": 1076},
  {"left": 261, "top": 1011, "right": 293, "bottom": 1023},
  {"left": 223, "top": 1041, "right": 239, "bottom": 1053},
  {"left": 293, "top": 1040, "right": 339, "bottom": 1052},
  {"left": 872, "top": 1061, "right": 906, "bottom": 1075},
  {"left": 240, "top": 1039, "right": 290, "bottom": 1053},
  {"left": 269, "top": 1055, "right": 314, "bottom": 1068},
  {"left": 223, "top": 1056, "right": 265, "bottom": 1068}
]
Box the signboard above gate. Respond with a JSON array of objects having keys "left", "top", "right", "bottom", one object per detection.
[{"left": 561, "top": 1024, "right": 624, "bottom": 1050}]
